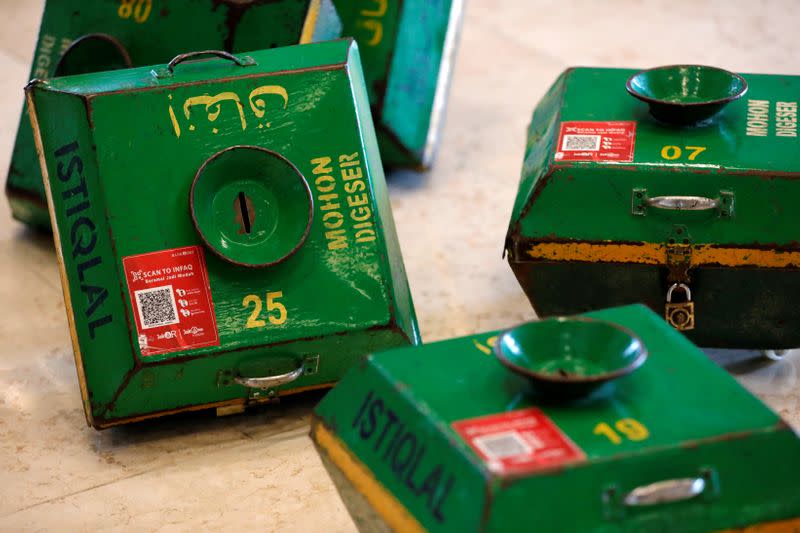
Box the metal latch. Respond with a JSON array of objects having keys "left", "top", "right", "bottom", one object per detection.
[
  {"left": 665, "top": 225, "right": 692, "bottom": 283},
  {"left": 664, "top": 225, "right": 696, "bottom": 331}
]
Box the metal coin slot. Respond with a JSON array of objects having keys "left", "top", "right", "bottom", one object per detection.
[{"left": 235, "top": 191, "right": 254, "bottom": 235}]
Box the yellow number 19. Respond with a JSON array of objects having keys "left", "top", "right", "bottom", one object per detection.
[{"left": 593, "top": 418, "right": 649, "bottom": 444}]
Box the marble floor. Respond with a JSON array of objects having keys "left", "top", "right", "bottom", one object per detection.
[{"left": 1, "top": 0, "right": 799, "bottom": 530}]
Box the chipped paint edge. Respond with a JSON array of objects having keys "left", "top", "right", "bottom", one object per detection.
[
  {"left": 312, "top": 420, "right": 425, "bottom": 533},
  {"left": 524, "top": 242, "right": 800, "bottom": 269}
]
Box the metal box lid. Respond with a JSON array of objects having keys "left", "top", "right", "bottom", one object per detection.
[
  {"left": 506, "top": 68, "right": 800, "bottom": 267},
  {"left": 7, "top": 0, "right": 342, "bottom": 229},
  {"left": 312, "top": 305, "right": 800, "bottom": 532},
  {"left": 503, "top": 68, "right": 800, "bottom": 350},
  {"left": 27, "top": 39, "right": 418, "bottom": 428}
]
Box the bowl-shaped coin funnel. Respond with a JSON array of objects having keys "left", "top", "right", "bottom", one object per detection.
[
  {"left": 495, "top": 317, "right": 647, "bottom": 398},
  {"left": 190, "top": 146, "right": 313, "bottom": 268},
  {"left": 626, "top": 65, "right": 747, "bottom": 125}
]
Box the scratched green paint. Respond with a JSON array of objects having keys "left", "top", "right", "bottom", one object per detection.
[
  {"left": 28, "top": 40, "right": 418, "bottom": 428},
  {"left": 313, "top": 305, "right": 800, "bottom": 532},
  {"left": 509, "top": 68, "right": 800, "bottom": 243},
  {"left": 7, "top": 0, "right": 342, "bottom": 229}
]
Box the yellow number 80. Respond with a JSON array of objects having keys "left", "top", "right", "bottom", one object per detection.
[{"left": 118, "top": 0, "right": 152, "bottom": 23}]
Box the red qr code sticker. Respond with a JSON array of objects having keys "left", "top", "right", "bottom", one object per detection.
[
  {"left": 452, "top": 408, "right": 585, "bottom": 476},
  {"left": 122, "top": 246, "right": 219, "bottom": 357},
  {"left": 554, "top": 121, "right": 636, "bottom": 162}
]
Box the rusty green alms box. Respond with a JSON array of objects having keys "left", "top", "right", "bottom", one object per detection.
[
  {"left": 331, "top": 0, "right": 464, "bottom": 169},
  {"left": 7, "top": 0, "right": 341, "bottom": 229},
  {"left": 27, "top": 39, "right": 418, "bottom": 428},
  {"left": 311, "top": 305, "right": 800, "bottom": 532},
  {"left": 505, "top": 66, "right": 800, "bottom": 351}
]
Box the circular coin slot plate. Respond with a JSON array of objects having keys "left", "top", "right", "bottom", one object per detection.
[{"left": 190, "top": 146, "right": 313, "bottom": 268}]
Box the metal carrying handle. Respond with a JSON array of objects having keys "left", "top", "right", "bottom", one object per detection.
[
  {"left": 646, "top": 196, "right": 718, "bottom": 211},
  {"left": 624, "top": 477, "right": 706, "bottom": 506},
  {"left": 632, "top": 188, "right": 734, "bottom": 217},
  {"left": 233, "top": 356, "right": 317, "bottom": 390},
  {"left": 153, "top": 50, "right": 256, "bottom": 79}
]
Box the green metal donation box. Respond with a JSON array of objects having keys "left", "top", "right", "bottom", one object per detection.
[
  {"left": 505, "top": 66, "right": 800, "bottom": 350},
  {"left": 331, "top": 0, "right": 464, "bottom": 169},
  {"left": 312, "top": 305, "right": 800, "bottom": 532},
  {"left": 8, "top": 0, "right": 341, "bottom": 229},
  {"left": 27, "top": 40, "right": 418, "bottom": 429}
]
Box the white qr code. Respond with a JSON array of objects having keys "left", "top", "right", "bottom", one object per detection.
[
  {"left": 473, "top": 431, "right": 532, "bottom": 459},
  {"left": 134, "top": 285, "right": 179, "bottom": 329},
  {"left": 561, "top": 134, "right": 601, "bottom": 151}
]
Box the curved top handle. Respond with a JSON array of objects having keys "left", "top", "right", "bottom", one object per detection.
[{"left": 153, "top": 50, "right": 256, "bottom": 79}]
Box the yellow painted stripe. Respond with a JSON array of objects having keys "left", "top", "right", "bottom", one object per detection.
[
  {"left": 526, "top": 242, "right": 800, "bottom": 269},
  {"left": 313, "top": 423, "right": 425, "bottom": 533},
  {"left": 718, "top": 517, "right": 800, "bottom": 532},
  {"left": 299, "top": 0, "right": 321, "bottom": 44}
]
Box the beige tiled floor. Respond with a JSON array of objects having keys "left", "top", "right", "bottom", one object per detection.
[{"left": 1, "top": 1, "right": 799, "bottom": 530}]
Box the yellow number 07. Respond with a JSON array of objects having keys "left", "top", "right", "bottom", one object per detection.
[
  {"left": 660, "top": 145, "right": 706, "bottom": 161},
  {"left": 243, "top": 291, "right": 287, "bottom": 328}
]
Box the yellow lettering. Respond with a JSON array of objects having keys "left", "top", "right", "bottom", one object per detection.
[
  {"left": 339, "top": 152, "right": 360, "bottom": 166},
  {"left": 243, "top": 294, "right": 266, "bottom": 329},
  {"left": 266, "top": 291, "right": 287, "bottom": 325},
  {"left": 347, "top": 193, "right": 369, "bottom": 208},
  {"left": 311, "top": 157, "right": 333, "bottom": 175},
  {"left": 660, "top": 145, "right": 681, "bottom": 160},
  {"left": 323, "top": 210, "right": 344, "bottom": 229},
  {"left": 685, "top": 146, "right": 706, "bottom": 160},
  {"left": 351, "top": 206, "right": 371, "bottom": 222},
  {"left": 344, "top": 180, "right": 366, "bottom": 194},
  {"left": 119, "top": 0, "right": 152, "bottom": 23},
  {"left": 360, "top": 0, "right": 388, "bottom": 17},
  {"left": 341, "top": 166, "right": 363, "bottom": 181},
  {"left": 315, "top": 174, "right": 336, "bottom": 193},
  {"left": 326, "top": 229, "right": 348, "bottom": 250}
]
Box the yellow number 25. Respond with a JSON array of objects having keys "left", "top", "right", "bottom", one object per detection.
[{"left": 243, "top": 291, "right": 288, "bottom": 329}]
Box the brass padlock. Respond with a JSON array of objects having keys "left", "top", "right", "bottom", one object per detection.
[{"left": 665, "top": 283, "right": 695, "bottom": 331}]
